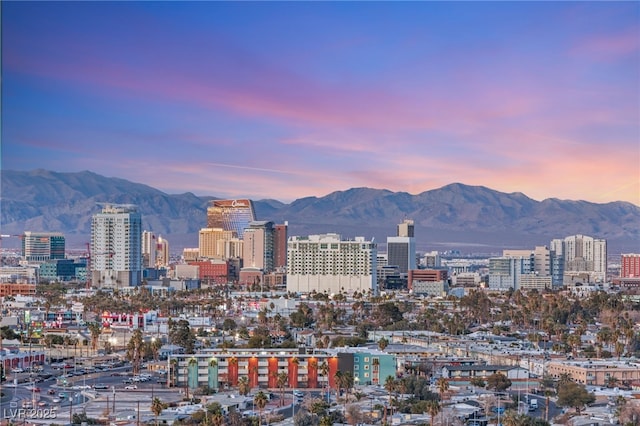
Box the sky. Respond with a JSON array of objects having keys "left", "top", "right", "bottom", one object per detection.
[{"left": 2, "top": 1, "right": 639, "bottom": 205}]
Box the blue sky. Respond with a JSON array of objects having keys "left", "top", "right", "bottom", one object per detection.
[{"left": 2, "top": 1, "right": 639, "bottom": 204}]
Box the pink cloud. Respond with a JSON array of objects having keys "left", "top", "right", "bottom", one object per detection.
[{"left": 571, "top": 28, "right": 640, "bottom": 60}]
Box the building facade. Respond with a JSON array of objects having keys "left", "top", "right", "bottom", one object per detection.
[
  {"left": 551, "top": 235, "right": 607, "bottom": 282},
  {"left": 21, "top": 232, "right": 65, "bottom": 263},
  {"left": 387, "top": 221, "right": 416, "bottom": 275},
  {"left": 242, "top": 221, "right": 275, "bottom": 272},
  {"left": 621, "top": 254, "right": 640, "bottom": 278},
  {"left": 273, "top": 223, "right": 288, "bottom": 270},
  {"left": 142, "top": 231, "right": 158, "bottom": 269},
  {"left": 286, "top": 234, "right": 377, "bottom": 294},
  {"left": 91, "top": 204, "right": 142, "bottom": 288},
  {"left": 169, "top": 348, "right": 396, "bottom": 391},
  {"left": 199, "top": 228, "right": 237, "bottom": 259},
  {"left": 206, "top": 199, "right": 256, "bottom": 239},
  {"left": 488, "top": 257, "right": 529, "bottom": 291}
]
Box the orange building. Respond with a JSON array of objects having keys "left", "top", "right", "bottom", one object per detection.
[{"left": 0, "top": 283, "right": 36, "bottom": 297}]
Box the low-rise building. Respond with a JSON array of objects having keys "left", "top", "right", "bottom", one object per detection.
[{"left": 546, "top": 359, "right": 640, "bottom": 387}]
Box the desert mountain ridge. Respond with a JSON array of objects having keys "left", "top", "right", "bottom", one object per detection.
[{"left": 2, "top": 169, "right": 639, "bottom": 255}]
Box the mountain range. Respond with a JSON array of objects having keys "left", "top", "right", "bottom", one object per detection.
[{"left": 2, "top": 169, "right": 639, "bottom": 255}]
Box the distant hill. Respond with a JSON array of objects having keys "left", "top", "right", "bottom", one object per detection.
[{"left": 2, "top": 169, "right": 639, "bottom": 255}]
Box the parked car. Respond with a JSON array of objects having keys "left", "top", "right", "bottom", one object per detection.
[{"left": 12, "top": 368, "right": 24, "bottom": 373}]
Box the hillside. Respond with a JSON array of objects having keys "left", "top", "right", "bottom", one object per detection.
[{"left": 1, "top": 170, "right": 638, "bottom": 254}]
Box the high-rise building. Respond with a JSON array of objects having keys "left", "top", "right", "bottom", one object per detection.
[
  {"left": 488, "top": 256, "right": 530, "bottom": 291},
  {"left": 287, "top": 234, "right": 377, "bottom": 294},
  {"left": 621, "top": 254, "right": 640, "bottom": 278},
  {"left": 386, "top": 219, "right": 416, "bottom": 274},
  {"left": 21, "top": 232, "right": 65, "bottom": 263},
  {"left": 422, "top": 251, "right": 441, "bottom": 268},
  {"left": 156, "top": 236, "right": 169, "bottom": 267},
  {"left": 142, "top": 231, "right": 157, "bottom": 269},
  {"left": 242, "top": 221, "right": 275, "bottom": 272},
  {"left": 199, "top": 228, "right": 237, "bottom": 259},
  {"left": 551, "top": 234, "right": 607, "bottom": 282},
  {"left": 206, "top": 199, "right": 256, "bottom": 239},
  {"left": 273, "top": 222, "right": 288, "bottom": 270},
  {"left": 91, "top": 204, "right": 142, "bottom": 288},
  {"left": 397, "top": 219, "right": 415, "bottom": 238},
  {"left": 503, "top": 246, "right": 551, "bottom": 277}
]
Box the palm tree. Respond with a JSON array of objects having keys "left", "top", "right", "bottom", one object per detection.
[
  {"left": 436, "top": 377, "right": 450, "bottom": 426},
  {"left": 384, "top": 375, "right": 396, "bottom": 418},
  {"left": 150, "top": 397, "right": 165, "bottom": 426},
  {"left": 126, "top": 328, "right": 144, "bottom": 375},
  {"left": 277, "top": 371, "right": 288, "bottom": 407},
  {"left": 436, "top": 377, "right": 449, "bottom": 403},
  {"left": 238, "top": 376, "right": 251, "bottom": 396},
  {"left": 426, "top": 400, "right": 441, "bottom": 426},
  {"left": 254, "top": 390, "right": 268, "bottom": 426},
  {"left": 319, "top": 361, "right": 329, "bottom": 400},
  {"left": 87, "top": 322, "right": 102, "bottom": 352},
  {"left": 334, "top": 371, "right": 345, "bottom": 401}
]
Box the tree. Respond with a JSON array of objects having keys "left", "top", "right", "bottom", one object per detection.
[
  {"left": 238, "top": 376, "right": 251, "bottom": 396},
  {"left": 384, "top": 375, "right": 396, "bottom": 418},
  {"left": 378, "top": 337, "right": 389, "bottom": 351},
  {"left": 470, "top": 377, "right": 486, "bottom": 388},
  {"left": 0, "top": 326, "right": 19, "bottom": 340},
  {"left": 125, "top": 328, "right": 144, "bottom": 375},
  {"left": 345, "top": 404, "right": 364, "bottom": 426},
  {"left": 150, "top": 337, "right": 162, "bottom": 361},
  {"left": 486, "top": 372, "right": 512, "bottom": 393},
  {"left": 277, "top": 371, "right": 288, "bottom": 406},
  {"left": 169, "top": 319, "right": 196, "bottom": 353},
  {"left": 87, "top": 322, "right": 102, "bottom": 352},
  {"left": 150, "top": 397, "right": 165, "bottom": 426},
  {"left": 426, "top": 400, "right": 441, "bottom": 426},
  {"left": 556, "top": 380, "right": 595, "bottom": 414},
  {"left": 254, "top": 391, "right": 268, "bottom": 425}
]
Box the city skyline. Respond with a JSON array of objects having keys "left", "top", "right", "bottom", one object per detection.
[{"left": 3, "top": 2, "right": 639, "bottom": 205}]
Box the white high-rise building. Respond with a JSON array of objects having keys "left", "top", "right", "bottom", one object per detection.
[
  {"left": 552, "top": 234, "right": 607, "bottom": 282},
  {"left": 91, "top": 204, "right": 142, "bottom": 288},
  {"left": 242, "top": 221, "right": 274, "bottom": 272},
  {"left": 142, "top": 231, "right": 157, "bottom": 269},
  {"left": 287, "top": 234, "right": 377, "bottom": 294}
]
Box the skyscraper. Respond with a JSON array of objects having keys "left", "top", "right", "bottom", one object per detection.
[
  {"left": 287, "top": 233, "right": 377, "bottom": 294},
  {"left": 22, "top": 232, "right": 65, "bottom": 263},
  {"left": 551, "top": 234, "right": 607, "bottom": 282},
  {"left": 91, "top": 204, "right": 142, "bottom": 288},
  {"left": 397, "top": 219, "right": 414, "bottom": 238},
  {"left": 242, "top": 221, "right": 275, "bottom": 272},
  {"left": 273, "top": 222, "right": 288, "bottom": 270},
  {"left": 206, "top": 199, "right": 256, "bottom": 239},
  {"left": 387, "top": 219, "right": 416, "bottom": 274},
  {"left": 142, "top": 231, "right": 157, "bottom": 268},
  {"left": 199, "top": 228, "right": 237, "bottom": 259}
]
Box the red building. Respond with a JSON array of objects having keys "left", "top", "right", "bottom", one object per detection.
[
  {"left": 408, "top": 269, "right": 448, "bottom": 290},
  {"left": 621, "top": 254, "right": 640, "bottom": 278},
  {"left": 188, "top": 260, "right": 229, "bottom": 284},
  {"left": 273, "top": 223, "right": 288, "bottom": 270}
]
